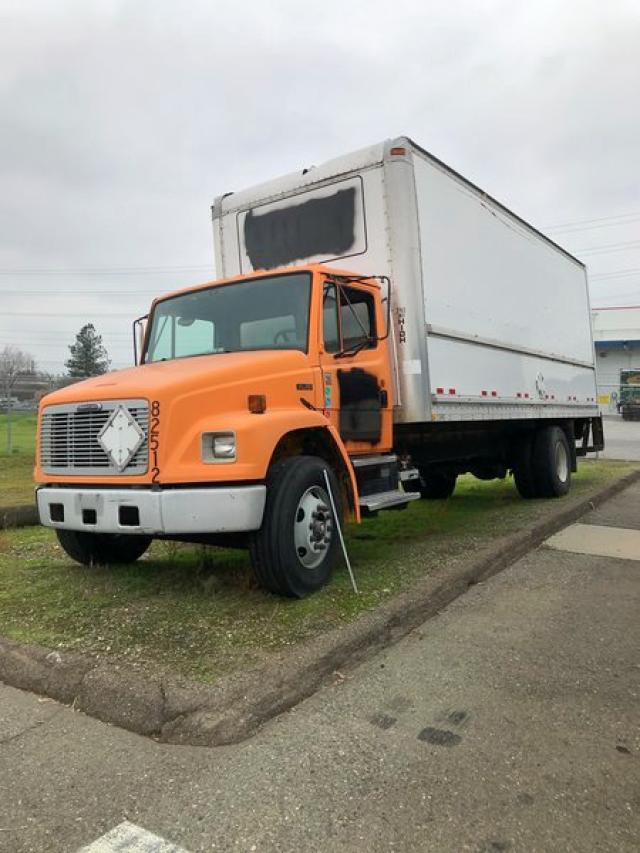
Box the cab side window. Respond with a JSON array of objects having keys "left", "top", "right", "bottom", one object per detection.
[
  {"left": 323, "top": 283, "right": 376, "bottom": 354},
  {"left": 340, "top": 286, "right": 375, "bottom": 350}
]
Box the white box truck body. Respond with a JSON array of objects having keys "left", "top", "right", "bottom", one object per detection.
[{"left": 213, "top": 137, "right": 599, "bottom": 427}]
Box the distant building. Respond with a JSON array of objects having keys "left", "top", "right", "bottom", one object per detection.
[{"left": 591, "top": 306, "right": 640, "bottom": 412}]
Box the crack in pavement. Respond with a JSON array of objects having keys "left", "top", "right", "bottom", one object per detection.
[{"left": 0, "top": 706, "right": 66, "bottom": 747}]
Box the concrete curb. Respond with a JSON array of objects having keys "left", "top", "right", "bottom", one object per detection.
[
  {"left": 0, "top": 503, "right": 38, "bottom": 529},
  {"left": 1, "top": 468, "right": 639, "bottom": 747}
]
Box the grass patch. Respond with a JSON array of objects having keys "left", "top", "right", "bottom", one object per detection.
[
  {"left": 0, "top": 458, "right": 636, "bottom": 685},
  {"left": 0, "top": 413, "right": 36, "bottom": 505},
  {"left": 0, "top": 412, "right": 37, "bottom": 454}
]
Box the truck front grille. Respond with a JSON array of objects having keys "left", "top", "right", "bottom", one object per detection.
[{"left": 40, "top": 399, "right": 148, "bottom": 476}]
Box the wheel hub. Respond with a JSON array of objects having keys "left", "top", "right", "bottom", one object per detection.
[
  {"left": 555, "top": 441, "right": 569, "bottom": 483},
  {"left": 294, "top": 486, "right": 333, "bottom": 569}
]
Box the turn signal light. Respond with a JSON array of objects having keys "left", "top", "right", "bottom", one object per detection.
[{"left": 248, "top": 394, "right": 266, "bottom": 414}]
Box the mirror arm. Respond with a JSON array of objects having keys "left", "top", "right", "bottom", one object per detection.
[{"left": 378, "top": 276, "right": 392, "bottom": 341}]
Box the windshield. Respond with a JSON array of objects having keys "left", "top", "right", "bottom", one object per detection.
[{"left": 145, "top": 272, "right": 312, "bottom": 363}]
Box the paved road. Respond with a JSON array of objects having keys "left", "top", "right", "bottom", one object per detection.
[
  {"left": 601, "top": 415, "right": 640, "bottom": 460},
  {"left": 1, "top": 485, "right": 639, "bottom": 852}
]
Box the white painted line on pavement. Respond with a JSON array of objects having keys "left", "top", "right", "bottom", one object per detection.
[
  {"left": 545, "top": 523, "right": 640, "bottom": 562},
  {"left": 79, "top": 820, "right": 189, "bottom": 852}
]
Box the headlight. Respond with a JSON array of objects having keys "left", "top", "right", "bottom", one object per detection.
[{"left": 202, "top": 431, "right": 236, "bottom": 462}]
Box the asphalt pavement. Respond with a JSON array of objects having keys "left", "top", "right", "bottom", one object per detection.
[
  {"left": 601, "top": 414, "right": 640, "bottom": 461},
  {"left": 1, "top": 480, "right": 639, "bottom": 852}
]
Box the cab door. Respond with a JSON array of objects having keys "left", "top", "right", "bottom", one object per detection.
[{"left": 319, "top": 279, "right": 393, "bottom": 453}]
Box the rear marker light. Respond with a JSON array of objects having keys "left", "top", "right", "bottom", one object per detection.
[
  {"left": 448, "top": 388, "right": 456, "bottom": 395},
  {"left": 491, "top": 391, "right": 497, "bottom": 397},
  {"left": 516, "top": 392, "right": 522, "bottom": 398},
  {"left": 436, "top": 387, "right": 444, "bottom": 395},
  {"left": 390, "top": 146, "right": 407, "bottom": 156},
  {"left": 481, "top": 390, "right": 488, "bottom": 397}
]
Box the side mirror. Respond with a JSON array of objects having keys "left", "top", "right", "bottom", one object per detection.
[{"left": 132, "top": 315, "right": 148, "bottom": 365}]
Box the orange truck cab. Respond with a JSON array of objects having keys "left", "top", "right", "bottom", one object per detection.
[{"left": 35, "top": 265, "right": 416, "bottom": 597}]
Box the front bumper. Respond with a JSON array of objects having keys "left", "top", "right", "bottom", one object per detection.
[{"left": 36, "top": 485, "right": 266, "bottom": 536}]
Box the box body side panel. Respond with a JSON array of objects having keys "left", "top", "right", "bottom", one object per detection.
[
  {"left": 412, "top": 150, "right": 598, "bottom": 414},
  {"left": 428, "top": 336, "right": 597, "bottom": 410},
  {"left": 413, "top": 153, "right": 593, "bottom": 362}
]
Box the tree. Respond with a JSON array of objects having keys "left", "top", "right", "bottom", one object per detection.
[
  {"left": 0, "top": 346, "right": 34, "bottom": 454},
  {"left": 65, "top": 324, "right": 110, "bottom": 378}
]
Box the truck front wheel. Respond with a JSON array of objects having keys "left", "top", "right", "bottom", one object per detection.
[
  {"left": 250, "top": 456, "right": 343, "bottom": 598},
  {"left": 56, "top": 529, "right": 152, "bottom": 566}
]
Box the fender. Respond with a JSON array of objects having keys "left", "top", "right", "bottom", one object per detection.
[
  {"left": 161, "top": 407, "right": 361, "bottom": 520},
  {"left": 265, "top": 412, "right": 361, "bottom": 523},
  {"left": 324, "top": 421, "right": 361, "bottom": 522}
]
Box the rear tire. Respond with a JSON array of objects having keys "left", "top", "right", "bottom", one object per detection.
[
  {"left": 250, "top": 455, "right": 343, "bottom": 598},
  {"left": 415, "top": 471, "right": 457, "bottom": 500},
  {"left": 532, "top": 426, "right": 572, "bottom": 498},
  {"left": 512, "top": 433, "right": 538, "bottom": 499},
  {"left": 56, "top": 529, "right": 152, "bottom": 565}
]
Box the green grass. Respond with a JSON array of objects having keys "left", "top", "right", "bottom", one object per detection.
[
  {"left": 0, "top": 459, "right": 636, "bottom": 684},
  {"left": 0, "top": 413, "right": 37, "bottom": 505}
]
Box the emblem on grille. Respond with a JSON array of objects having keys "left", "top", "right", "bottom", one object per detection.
[{"left": 97, "top": 405, "right": 145, "bottom": 472}]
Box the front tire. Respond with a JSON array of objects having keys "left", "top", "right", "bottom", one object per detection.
[
  {"left": 56, "top": 529, "right": 152, "bottom": 566},
  {"left": 250, "top": 456, "right": 343, "bottom": 598}
]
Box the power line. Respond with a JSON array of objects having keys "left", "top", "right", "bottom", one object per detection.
[
  {"left": 0, "top": 289, "right": 157, "bottom": 295},
  {"left": 545, "top": 210, "right": 640, "bottom": 232},
  {"left": 577, "top": 239, "right": 640, "bottom": 256},
  {"left": 0, "top": 264, "right": 213, "bottom": 276},
  {"left": 0, "top": 329, "right": 132, "bottom": 334},
  {"left": 1, "top": 342, "right": 129, "bottom": 349},
  {"left": 590, "top": 268, "right": 640, "bottom": 281},
  {"left": 8, "top": 366, "right": 130, "bottom": 373},
  {"left": 1, "top": 311, "right": 133, "bottom": 318}
]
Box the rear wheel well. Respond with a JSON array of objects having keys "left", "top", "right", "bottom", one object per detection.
[{"left": 269, "top": 428, "right": 355, "bottom": 517}]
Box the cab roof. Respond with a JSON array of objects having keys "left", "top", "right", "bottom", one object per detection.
[{"left": 151, "top": 264, "right": 381, "bottom": 307}]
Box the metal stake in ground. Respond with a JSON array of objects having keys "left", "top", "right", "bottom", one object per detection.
[{"left": 323, "top": 468, "right": 358, "bottom": 594}]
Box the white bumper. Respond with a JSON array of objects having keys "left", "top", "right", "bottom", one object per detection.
[{"left": 37, "top": 485, "right": 266, "bottom": 536}]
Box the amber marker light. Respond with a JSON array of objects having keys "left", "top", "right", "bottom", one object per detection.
[{"left": 248, "top": 394, "right": 267, "bottom": 414}]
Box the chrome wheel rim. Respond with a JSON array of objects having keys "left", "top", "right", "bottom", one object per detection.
[
  {"left": 293, "top": 485, "right": 333, "bottom": 570},
  {"left": 555, "top": 441, "right": 569, "bottom": 483}
]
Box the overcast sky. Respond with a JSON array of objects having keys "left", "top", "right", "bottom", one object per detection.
[{"left": 1, "top": 0, "right": 639, "bottom": 375}]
